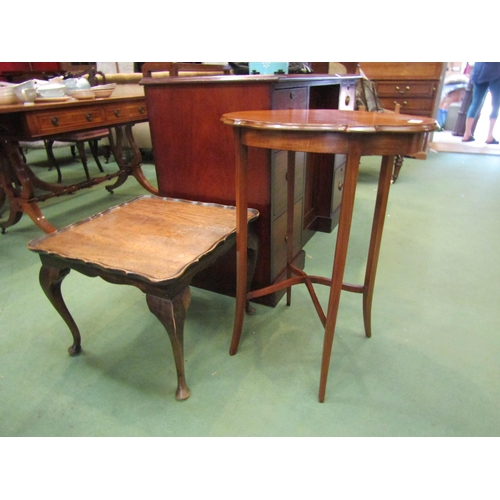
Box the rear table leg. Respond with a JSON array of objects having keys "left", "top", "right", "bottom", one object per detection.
[{"left": 146, "top": 287, "right": 191, "bottom": 401}]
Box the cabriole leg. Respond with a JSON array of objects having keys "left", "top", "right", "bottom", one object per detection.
[
  {"left": 39, "top": 265, "right": 82, "bottom": 356},
  {"left": 146, "top": 287, "right": 191, "bottom": 401}
]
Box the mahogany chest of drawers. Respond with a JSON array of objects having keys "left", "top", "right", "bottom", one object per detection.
[{"left": 359, "top": 62, "right": 445, "bottom": 118}]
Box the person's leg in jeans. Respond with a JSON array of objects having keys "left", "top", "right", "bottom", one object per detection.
[
  {"left": 485, "top": 78, "right": 500, "bottom": 143},
  {"left": 463, "top": 81, "right": 489, "bottom": 141}
]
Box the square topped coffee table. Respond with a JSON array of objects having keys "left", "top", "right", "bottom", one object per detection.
[{"left": 28, "top": 195, "right": 258, "bottom": 400}]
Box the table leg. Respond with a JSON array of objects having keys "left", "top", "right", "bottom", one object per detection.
[
  {"left": 230, "top": 131, "right": 249, "bottom": 356},
  {"left": 392, "top": 155, "right": 403, "bottom": 183},
  {"left": 39, "top": 264, "right": 82, "bottom": 356},
  {"left": 318, "top": 141, "right": 362, "bottom": 403},
  {"left": 0, "top": 141, "right": 57, "bottom": 233},
  {"left": 0, "top": 185, "right": 5, "bottom": 215},
  {"left": 146, "top": 288, "right": 191, "bottom": 401},
  {"left": 362, "top": 155, "right": 394, "bottom": 338},
  {"left": 105, "top": 125, "right": 158, "bottom": 196},
  {"left": 286, "top": 151, "right": 296, "bottom": 306}
]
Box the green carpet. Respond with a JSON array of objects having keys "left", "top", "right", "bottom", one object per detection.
[{"left": 1, "top": 148, "right": 499, "bottom": 438}]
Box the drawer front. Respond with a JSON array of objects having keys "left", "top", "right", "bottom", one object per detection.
[
  {"left": 273, "top": 87, "right": 308, "bottom": 110},
  {"left": 30, "top": 107, "right": 106, "bottom": 135},
  {"left": 375, "top": 80, "right": 437, "bottom": 97},
  {"left": 24, "top": 99, "right": 148, "bottom": 137},
  {"left": 379, "top": 97, "right": 434, "bottom": 114},
  {"left": 104, "top": 102, "right": 148, "bottom": 124},
  {"left": 272, "top": 150, "right": 305, "bottom": 218},
  {"left": 271, "top": 199, "right": 303, "bottom": 279}
]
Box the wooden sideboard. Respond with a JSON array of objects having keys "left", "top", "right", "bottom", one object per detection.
[
  {"left": 359, "top": 63, "right": 445, "bottom": 160},
  {"left": 359, "top": 62, "right": 445, "bottom": 118},
  {"left": 141, "top": 74, "right": 358, "bottom": 306}
]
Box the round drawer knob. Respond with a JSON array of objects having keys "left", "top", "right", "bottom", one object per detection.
[
  {"left": 139, "top": 106, "right": 146, "bottom": 114},
  {"left": 114, "top": 109, "right": 121, "bottom": 117},
  {"left": 51, "top": 117, "right": 59, "bottom": 127},
  {"left": 345, "top": 95, "right": 350, "bottom": 106},
  {"left": 85, "top": 113, "right": 93, "bottom": 122}
]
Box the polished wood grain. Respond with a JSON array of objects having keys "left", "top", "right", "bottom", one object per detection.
[
  {"left": 221, "top": 109, "right": 438, "bottom": 133},
  {"left": 223, "top": 109, "right": 438, "bottom": 402},
  {"left": 28, "top": 195, "right": 259, "bottom": 400}
]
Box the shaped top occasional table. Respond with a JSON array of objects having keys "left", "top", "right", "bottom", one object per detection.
[{"left": 221, "top": 109, "right": 438, "bottom": 402}]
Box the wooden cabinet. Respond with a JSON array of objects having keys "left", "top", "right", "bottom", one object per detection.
[
  {"left": 142, "top": 74, "right": 357, "bottom": 306},
  {"left": 359, "top": 62, "right": 445, "bottom": 118}
]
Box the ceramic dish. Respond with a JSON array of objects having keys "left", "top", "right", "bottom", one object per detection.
[
  {"left": 92, "top": 88, "right": 114, "bottom": 98},
  {"left": 37, "top": 84, "right": 66, "bottom": 98},
  {"left": 70, "top": 89, "right": 95, "bottom": 100},
  {"left": 92, "top": 83, "right": 117, "bottom": 90},
  {"left": 0, "top": 93, "right": 18, "bottom": 105}
]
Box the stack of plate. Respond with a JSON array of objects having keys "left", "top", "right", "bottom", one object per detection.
[{"left": 91, "top": 83, "right": 117, "bottom": 98}]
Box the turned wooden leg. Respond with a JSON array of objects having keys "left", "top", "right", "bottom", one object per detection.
[
  {"left": 75, "top": 142, "right": 91, "bottom": 181},
  {"left": 392, "top": 155, "right": 403, "bottom": 183},
  {"left": 146, "top": 287, "right": 191, "bottom": 400},
  {"left": 39, "top": 264, "right": 82, "bottom": 356},
  {"left": 43, "top": 140, "right": 63, "bottom": 183},
  {"left": 88, "top": 139, "right": 105, "bottom": 173}
]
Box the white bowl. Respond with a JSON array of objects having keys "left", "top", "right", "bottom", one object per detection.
[
  {"left": 0, "top": 93, "right": 18, "bottom": 105},
  {"left": 92, "top": 88, "right": 114, "bottom": 98},
  {"left": 37, "top": 84, "right": 66, "bottom": 98},
  {"left": 70, "top": 89, "right": 95, "bottom": 100},
  {"left": 92, "top": 83, "right": 117, "bottom": 91}
]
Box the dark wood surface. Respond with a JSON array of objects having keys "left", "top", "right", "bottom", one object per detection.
[{"left": 222, "top": 109, "right": 438, "bottom": 402}]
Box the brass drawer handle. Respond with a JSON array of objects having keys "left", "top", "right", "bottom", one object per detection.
[
  {"left": 138, "top": 106, "right": 146, "bottom": 114},
  {"left": 345, "top": 95, "right": 350, "bottom": 107},
  {"left": 85, "top": 113, "right": 93, "bottom": 122},
  {"left": 114, "top": 109, "right": 121, "bottom": 117},
  {"left": 51, "top": 117, "right": 59, "bottom": 127},
  {"left": 395, "top": 86, "right": 410, "bottom": 93},
  {"left": 394, "top": 101, "right": 408, "bottom": 106}
]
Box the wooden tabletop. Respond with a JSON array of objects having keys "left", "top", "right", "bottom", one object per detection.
[
  {"left": 221, "top": 109, "right": 439, "bottom": 133},
  {"left": 28, "top": 196, "right": 259, "bottom": 284}
]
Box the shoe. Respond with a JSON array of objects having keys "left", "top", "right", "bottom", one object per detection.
[
  {"left": 486, "top": 139, "right": 499, "bottom": 144},
  {"left": 462, "top": 136, "right": 475, "bottom": 142}
]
